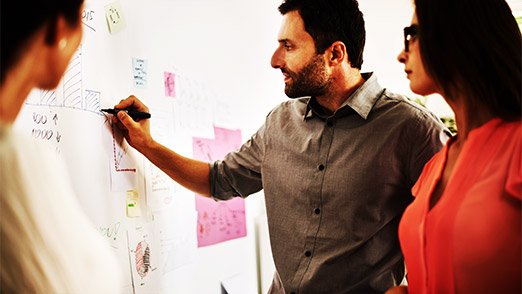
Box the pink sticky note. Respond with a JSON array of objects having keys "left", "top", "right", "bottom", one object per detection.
[
  {"left": 192, "top": 126, "right": 246, "bottom": 247},
  {"left": 164, "top": 72, "right": 176, "bottom": 97}
]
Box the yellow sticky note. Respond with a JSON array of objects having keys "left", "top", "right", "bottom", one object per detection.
[
  {"left": 126, "top": 190, "right": 141, "bottom": 217},
  {"left": 105, "top": 0, "right": 126, "bottom": 34}
]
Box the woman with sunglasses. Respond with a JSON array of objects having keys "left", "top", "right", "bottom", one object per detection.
[
  {"left": 1, "top": 1, "right": 122, "bottom": 292},
  {"left": 387, "top": 0, "right": 521, "bottom": 293}
]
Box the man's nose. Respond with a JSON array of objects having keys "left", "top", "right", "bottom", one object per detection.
[{"left": 271, "top": 48, "right": 283, "bottom": 69}]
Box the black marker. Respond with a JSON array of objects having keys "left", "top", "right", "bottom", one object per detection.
[{"left": 101, "top": 108, "right": 151, "bottom": 120}]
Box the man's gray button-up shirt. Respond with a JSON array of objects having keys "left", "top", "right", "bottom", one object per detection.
[{"left": 209, "top": 73, "right": 450, "bottom": 293}]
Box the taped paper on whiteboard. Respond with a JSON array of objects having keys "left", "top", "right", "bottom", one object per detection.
[{"left": 105, "top": 0, "right": 127, "bottom": 34}]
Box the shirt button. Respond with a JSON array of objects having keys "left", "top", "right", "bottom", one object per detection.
[
  {"left": 327, "top": 121, "right": 334, "bottom": 127},
  {"left": 314, "top": 208, "right": 321, "bottom": 214},
  {"left": 318, "top": 164, "right": 325, "bottom": 171},
  {"left": 305, "top": 251, "right": 312, "bottom": 257}
]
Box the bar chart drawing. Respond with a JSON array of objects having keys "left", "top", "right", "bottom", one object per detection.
[
  {"left": 63, "top": 47, "right": 83, "bottom": 108},
  {"left": 24, "top": 45, "right": 102, "bottom": 116},
  {"left": 84, "top": 90, "right": 101, "bottom": 112},
  {"left": 40, "top": 90, "right": 57, "bottom": 106}
]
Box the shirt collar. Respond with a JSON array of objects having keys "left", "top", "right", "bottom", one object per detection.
[{"left": 304, "top": 72, "right": 384, "bottom": 120}]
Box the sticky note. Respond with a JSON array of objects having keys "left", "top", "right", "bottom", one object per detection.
[
  {"left": 105, "top": 0, "right": 126, "bottom": 34},
  {"left": 164, "top": 72, "right": 176, "bottom": 97},
  {"left": 126, "top": 190, "right": 141, "bottom": 217},
  {"left": 132, "top": 58, "right": 148, "bottom": 88}
]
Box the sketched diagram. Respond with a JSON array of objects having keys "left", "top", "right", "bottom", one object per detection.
[
  {"left": 193, "top": 139, "right": 215, "bottom": 162},
  {"left": 192, "top": 127, "right": 245, "bottom": 246},
  {"left": 110, "top": 122, "right": 136, "bottom": 172},
  {"left": 84, "top": 90, "right": 101, "bottom": 112},
  {"left": 135, "top": 240, "right": 152, "bottom": 279},
  {"left": 39, "top": 89, "right": 57, "bottom": 106},
  {"left": 25, "top": 45, "right": 102, "bottom": 117},
  {"left": 198, "top": 202, "right": 246, "bottom": 238},
  {"left": 63, "top": 47, "right": 82, "bottom": 108},
  {"left": 150, "top": 164, "right": 169, "bottom": 192},
  {"left": 164, "top": 72, "right": 176, "bottom": 97}
]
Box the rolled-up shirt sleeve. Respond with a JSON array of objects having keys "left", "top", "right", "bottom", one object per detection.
[{"left": 210, "top": 122, "right": 267, "bottom": 201}]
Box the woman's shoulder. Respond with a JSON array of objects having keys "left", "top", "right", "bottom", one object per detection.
[
  {"left": 501, "top": 119, "right": 522, "bottom": 139},
  {"left": 488, "top": 119, "right": 521, "bottom": 158},
  {"left": 487, "top": 118, "right": 521, "bottom": 138},
  {"left": 472, "top": 119, "right": 521, "bottom": 199},
  {"left": 499, "top": 120, "right": 522, "bottom": 199}
]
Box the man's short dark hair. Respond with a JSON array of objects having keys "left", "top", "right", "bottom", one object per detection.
[
  {"left": 1, "top": 0, "right": 84, "bottom": 84},
  {"left": 278, "top": 0, "right": 366, "bottom": 69}
]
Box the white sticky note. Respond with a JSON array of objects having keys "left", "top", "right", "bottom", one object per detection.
[
  {"left": 105, "top": 0, "right": 126, "bottom": 34},
  {"left": 132, "top": 58, "right": 148, "bottom": 88},
  {"left": 126, "top": 190, "right": 141, "bottom": 217}
]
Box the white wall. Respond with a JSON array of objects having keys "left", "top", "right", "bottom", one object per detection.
[
  {"left": 14, "top": 0, "right": 285, "bottom": 293},
  {"left": 124, "top": 1, "right": 285, "bottom": 293},
  {"left": 359, "top": 0, "right": 454, "bottom": 117}
]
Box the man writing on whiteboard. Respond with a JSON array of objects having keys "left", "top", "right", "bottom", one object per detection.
[{"left": 113, "top": 0, "right": 449, "bottom": 292}]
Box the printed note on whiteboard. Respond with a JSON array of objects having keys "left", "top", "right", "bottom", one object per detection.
[
  {"left": 153, "top": 210, "right": 197, "bottom": 277},
  {"left": 145, "top": 101, "right": 176, "bottom": 212},
  {"left": 173, "top": 73, "right": 214, "bottom": 139},
  {"left": 192, "top": 126, "right": 246, "bottom": 247},
  {"left": 132, "top": 58, "right": 148, "bottom": 88}
]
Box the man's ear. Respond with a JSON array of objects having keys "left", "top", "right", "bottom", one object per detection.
[
  {"left": 327, "top": 41, "right": 347, "bottom": 66},
  {"left": 38, "top": 14, "right": 82, "bottom": 89},
  {"left": 45, "top": 7, "right": 83, "bottom": 49},
  {"left": 45, "top": 15, "right": 71, "bottom": 49}
]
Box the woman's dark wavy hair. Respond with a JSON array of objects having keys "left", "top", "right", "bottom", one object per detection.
[
  {"left": 415, "top": 0, "right": 521, "bottom": 120},
  {"left": 1, "top": 0, "right": 84, "bottom": 84},
  {"left": 278, "top": 0, "right": 366, "bottom": 69}
]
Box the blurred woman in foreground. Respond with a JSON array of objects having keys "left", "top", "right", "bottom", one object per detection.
[{"left": 0, "top": 1, "right": 121, "bottom": 292}]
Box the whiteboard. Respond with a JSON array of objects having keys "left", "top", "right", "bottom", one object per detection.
[{"left": 14, "top": 0, "right": 285, "bottom": 293}]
